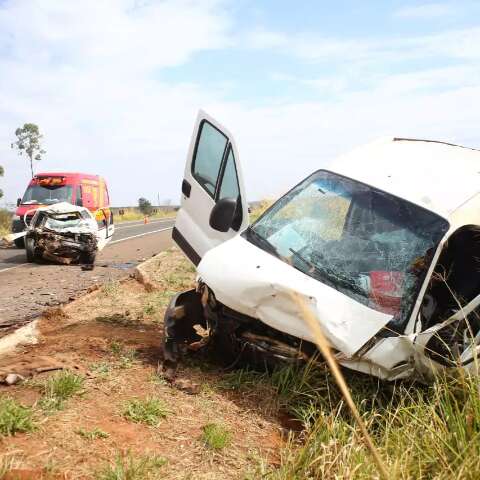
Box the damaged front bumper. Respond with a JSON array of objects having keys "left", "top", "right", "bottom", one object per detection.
[
  {"left": 24, "top": 202, "right": 100, "bottom": 267},
  {"left": 163, "top": 285, "right": 315, "bottom": 377},
  {"left": 27, "top": 229, "right": 97, "bottom": 265}
]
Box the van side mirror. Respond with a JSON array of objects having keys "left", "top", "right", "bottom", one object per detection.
[
  {"left": 16, "top": 198, "right": 21, "bottom": 207},
  {"left": 209, "top": 197, "right": 237, "bottom": 232}
]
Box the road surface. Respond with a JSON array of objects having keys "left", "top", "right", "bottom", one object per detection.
[{"left": 0, "top": 217, "right": 176, "bottom": 336}]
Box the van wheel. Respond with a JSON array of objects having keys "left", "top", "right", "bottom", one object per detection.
[
  {"left": 14, "top": 237, "right": 25, "bottom": 249},
  {"left": 25, "top": 237, "right": 37, "bottom": 262}
]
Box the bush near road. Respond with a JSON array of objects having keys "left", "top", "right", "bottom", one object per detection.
[{"left": 0, "top": 209, "right": 12, "bottom": 237}]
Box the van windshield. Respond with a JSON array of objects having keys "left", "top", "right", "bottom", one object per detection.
[
  {"left": 244, "top": 170, "right": 449, "bottom": 329},
  {"left": 22, "top": 185, "right": 73, "bottom": 205}
]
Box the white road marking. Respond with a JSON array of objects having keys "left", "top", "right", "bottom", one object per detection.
[
  {"left": 0, "top": 263, "right": 30, "bottom": 274},
  {"left": 108, "top": 226, "right": 173, "bottom": 245},
  {"left": 115, "top": 218, "right": 175, "bottom": 230}
]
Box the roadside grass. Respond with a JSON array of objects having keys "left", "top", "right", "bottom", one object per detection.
[
  {"left": 249, "top": 199, "right": 274, "bottom": 223},
  {"left": 102, "top": 279, "right": 121, "bottom": 297},
  {"left": 39, "top": 370, "right": 85, "bottom": 411},
  {"left": 223, "top": 360, "right": 480, "bottom": 479},
  {"left": 96, "top": 313, "right": 140, "bottom": 327},
  {"left": 0, "top": 208, "right": 12, "bottom": 237},
  {"left": 115, "top": 208, "right": 175, "bottom": 223},
  {"left": 0, "top": 397, "right": 36, "bottom": 436},
  {"left": 122, "top": 397, "right": 171, "bottom": 426},
  {"left": 201, "top": 423, "right": 231, "bottom": 451},
  {"left": 0, "top": 455, "right": 20, "bottom": 478},
  {"left": 76, "top": 427, "right": 110, "bottom": 440},
  {"left": 90, "top": 361, "right": 114, "bottom": 378},
  {"left": 109, "top": 341, "right": 138, "bottom": 369},
  {"left": 95, "top": 452, "right": 166, "bottom": 480},
  {"left": 142, "top": 290, "right": 178, "bottom": 318}
]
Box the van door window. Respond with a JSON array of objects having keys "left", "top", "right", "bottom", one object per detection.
[
  {"left": 192, "top": 121, "right": 228, "bottom": 197},
  {"left": 218, "top": 148, "right": 240, "bottom": 200}
]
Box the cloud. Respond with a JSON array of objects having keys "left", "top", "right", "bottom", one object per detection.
[
  {"left": 244, "top": 26, "right": 480, "bottom": 65},
  {"left": 0, "top": 0, "right": 233, "bottom": 206},
  {"left": 394, "top": 3, "right": 455, "bottom": 19},
  {"left": 0, "top": 0, "right": 479, "bottom": 209}
]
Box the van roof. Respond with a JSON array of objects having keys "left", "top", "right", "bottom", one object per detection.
[
  {"left": 329, "top": 137, "right": 480, "bottom": 220},
  {"left": 34, "top": 172, "right": 102, "bottom": 181}
]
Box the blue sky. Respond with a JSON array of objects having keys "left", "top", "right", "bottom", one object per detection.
[{"left": 0, "top": 0, "right": 479, "bottom": 206}]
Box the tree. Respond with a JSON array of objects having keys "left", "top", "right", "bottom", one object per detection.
[
  {"left": 138, "top": 197, "right": 153, "bottom": 215},
  {"left": 11, "top": 123, "right": 46, "bottom": 178},
  {"left": 0, "top": 165, "right": 3, "bottom": 199}
]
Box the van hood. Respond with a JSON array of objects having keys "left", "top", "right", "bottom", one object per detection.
[{"left": 197, "top": 235, "right": 393, "bottom": 356}]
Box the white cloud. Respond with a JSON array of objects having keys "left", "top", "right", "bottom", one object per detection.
[
  {"left": 0, "top": 1, "right": 479, "bottom": 210},
  {"left": 244, "top": 26, "right": 480, "bottom": 64},
  {"left": 394, "top": 3, "right": 455, "bottom": 19},
  {"left": 0, "top": 0, "right": 232, "bottom": 206}
]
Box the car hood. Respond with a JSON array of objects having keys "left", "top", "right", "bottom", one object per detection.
[
  {"left": 30, "top": 202, "right": 98, "bottom": 235},
  {"left": 197, "top": 235, "right": 393, "bottom": 356}
]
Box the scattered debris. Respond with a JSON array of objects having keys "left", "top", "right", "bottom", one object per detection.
[{"left": 5, "top": 373, "right": 24, "bottom": 385}]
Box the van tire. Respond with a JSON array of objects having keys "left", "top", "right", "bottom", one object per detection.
[
  {"left": 25, "top": 237, "right": 36, "bottom": 262},
  {"left": 14, "top": 237, "right": 25, "bottom": 249}
]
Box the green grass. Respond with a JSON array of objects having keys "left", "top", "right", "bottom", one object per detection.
[
  {"left": 201, "top": 423, "right": 231, "bottom": 451},
  {"left": 122, "top": 397, "right": 171, "bottom": 426},
  {"left": 229, "top": 360, "right": 480, "bottom": 480},
  {"left": 0, "top": 397, "right": 36, "bottom": 436},
  {"left": 95, "top": 452, "right": 166, "bottom": 480},
  {"left": 76, "top": 427, "right": 110, "bottom": 440},
  {"left": 39, "top": 370, "right": 85, "bottom": 411},
  {"left": 90, "top": 361, "right": 114, "bottom": 377},
  {"left": 109, "top": 341, "right": 138, "bottom": 369}
]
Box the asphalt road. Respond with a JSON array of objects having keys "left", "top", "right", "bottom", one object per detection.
[{"left": 0, "top": 217, "right": 176, "bottom": 334}]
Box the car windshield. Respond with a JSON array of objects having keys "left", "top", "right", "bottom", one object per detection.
[
  {"left": 22, "top": 185, "right": 73, "bottom": 205},
  {"left": 245, "top": 170, "right": 449, "bottom": 328}
]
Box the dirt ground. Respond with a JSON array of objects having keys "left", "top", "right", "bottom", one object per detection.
[{"left": 0, "top": 248, "right": 284, "bottom": 479}]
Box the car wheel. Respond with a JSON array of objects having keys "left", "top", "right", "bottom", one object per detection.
[
  {"left": 14, "top": 237, "right": 25, "bottom": 249},
  {"left": 81, "top": 251, "right": 96, "bottom": 270},
  {"left": 25, "top": 237, "right": 36, "bottom": 262}
]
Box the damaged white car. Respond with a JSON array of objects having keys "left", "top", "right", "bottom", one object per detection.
[
  {"left": 21, "top": 202, "right": 113, "bottom": 269},
  {"left": 164, "top": 110, "right": 480, "bottom": 382}
]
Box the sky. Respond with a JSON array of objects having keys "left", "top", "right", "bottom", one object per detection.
[{"left": 0, "top": 0, "right": 479, "bottom": 207}]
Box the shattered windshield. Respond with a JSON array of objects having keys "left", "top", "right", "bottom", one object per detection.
[
  {"left": 245, "top": 170, "right": 449, "bottom": 327},
  {"left": 22, "top": 185, "right": 73, "bottom": 205}
]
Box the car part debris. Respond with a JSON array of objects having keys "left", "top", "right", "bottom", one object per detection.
[{"left": 166, "top": 110, "right": 480, "bottom": 382}]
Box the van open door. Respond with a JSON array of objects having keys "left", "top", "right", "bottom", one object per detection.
[{"left": 173, "top": 110, "right": 249, "bottom": 265}]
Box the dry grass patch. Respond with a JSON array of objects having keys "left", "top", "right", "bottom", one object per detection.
[{"left": 0, "top": 248, "right": 280, "bottom": 479}]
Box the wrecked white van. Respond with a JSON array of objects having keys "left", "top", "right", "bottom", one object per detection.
[{"left": 164, "top": 111, "right": 480, "bottom": 381}]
